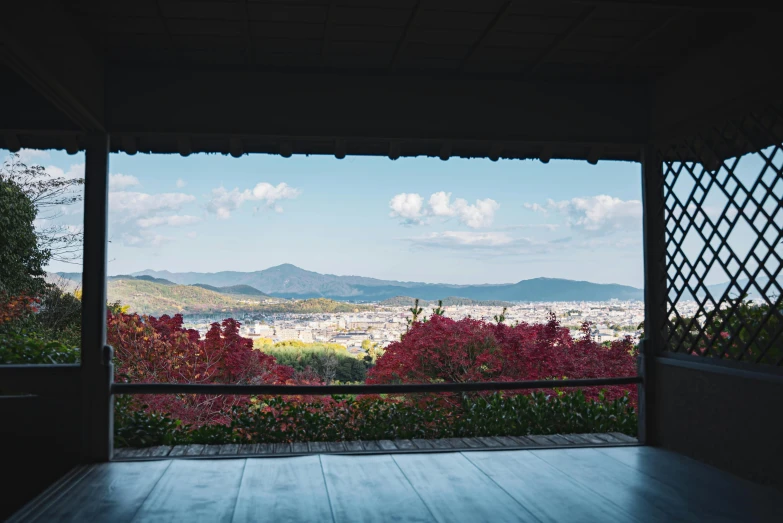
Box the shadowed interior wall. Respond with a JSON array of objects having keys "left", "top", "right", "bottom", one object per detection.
[
  {"left": 0, "top": 394, "right": 82, "bottom": 519},
  {"left": 654, "top": 359, "right": 783, "bottom": 490}
]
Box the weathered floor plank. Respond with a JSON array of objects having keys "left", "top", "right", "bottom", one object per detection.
[
  {"left": 532, "top": 448, "right": 696, "bottom": 522},
  {"left": 26, "top": 461, "right": 171, "bottom": 523},
  {"left": 14, "top": 447, "right": 781, "bottom": 523},
  {"left": 113, "top": 433, "right": 637, "bottom": 460},
  {"left": 464, "top": 450, "right": 638, "bottom": 523},
  {"left": 320, "top": 454, "right": 433, "bottom": 522},
  {"left": 290, "top": 442, "right": 308, "bottom": 454},
  {"left": 131, "top": 459, "right": 245, "bottom": 523},
  {"left": 232, "top": 456, "right": 332, "bottom": 523},
  {"left": 392, "top": 452, "right": 537, "bottom": 522},
  {"left": 343, "top": 440, "right": 364, "bottom": 452},
  {"left": 377, "top": 439, "right": 397, "bottom": 451},
  {"left": 596, "top": 446, "right": 783, "bottom": 522}
]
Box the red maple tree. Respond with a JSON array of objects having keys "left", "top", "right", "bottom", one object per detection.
[{"left": 367, "top": 313, "right": 638, "bottom": 404}]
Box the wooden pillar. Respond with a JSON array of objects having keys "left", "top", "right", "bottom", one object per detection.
[
  {"left": 80, "top": 133, "right": 113, "bottom": 461},
  {"left": 638, "top": 144, "right": 666, "bottom": 445}
]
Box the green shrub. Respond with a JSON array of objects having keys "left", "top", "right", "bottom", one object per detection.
[
  {"left": 113, "top": 390, "right": 636, "bottom": 447},
  {"left": 0, "top": 331, "right": 79, "bottom": 364}
]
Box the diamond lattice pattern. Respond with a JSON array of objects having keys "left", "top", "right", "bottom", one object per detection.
[{"left": 659, "top": 108, "right": 783, "bottom": 365}]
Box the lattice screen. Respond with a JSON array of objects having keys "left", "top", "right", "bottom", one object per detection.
[{"left": 658, "top": 106, "right": 783, "bottom": 365}]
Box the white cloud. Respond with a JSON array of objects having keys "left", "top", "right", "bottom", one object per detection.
[
  {"left": 110, "top": 191, "right": 196, "bottom": 221},
  {"left": 136, "top": 215, "right": 200, "bottom": 229},
  {"left": 416, "top": 231, "right": 513, "bottom": 246},
  {"left": 17, "top": 149, "right": 50, "bottom": 164},
  {"left": 544, "top": 195, "right": 642, "bottom": 235},
  {"left": 524, "top": 203, "right": 547, "bottom": 213},
  {"left": 44, "top": 163, "right": 84, "bottom": 180},
  {"left": 391, "top": 191, "right": 499, "bottom": 228},
  {"left": 389, "top": 193, "right": 425, "bottom": 224},
  {"left": 176, "top": 178, "right": 187, "bottom": 188},
  {"left": 110, "top": 173, "right": 140, "bottom": 190},
  {"left": 407, "top": 230, "right": 553, "bottom": 256},
  {"left": 122, "top": 231, "right": 172, "bottom": 248},
  {"left": 207, "top": 182, "right": 301, "bottom": 219}
]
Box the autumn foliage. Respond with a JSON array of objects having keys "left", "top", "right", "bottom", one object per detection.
[
  {"left": 368, "top": 312, "right": 638, "bottom": 404},
  {"left": 109, "top": 311, "right": 295, "bottom": 425},
  {"left": 0, "top": 293, "right": 39, "bottom": 325}
]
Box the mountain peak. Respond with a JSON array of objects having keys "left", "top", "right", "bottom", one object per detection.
[{"left": 266, "top": 263, "right": 305, "bottom": 273}]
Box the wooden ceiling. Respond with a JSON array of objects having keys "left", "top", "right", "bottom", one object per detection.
[
  {"left": 64, "top": 0, "right": 745, "bottom": 80},
  {"left": 2, "top": 1, "right": 782, "bottom": 162}
]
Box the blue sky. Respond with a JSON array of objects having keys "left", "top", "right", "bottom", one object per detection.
[{"left": 8, "top": 148, "right": 646, "bottom": 286}]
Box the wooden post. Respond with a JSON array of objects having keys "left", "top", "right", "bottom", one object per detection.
[
  {"left": 80, "top": 133, "right": 113, "bottom": 461},
  {"left": 639, "top": 144, "right": 666, "bottom": 445}
]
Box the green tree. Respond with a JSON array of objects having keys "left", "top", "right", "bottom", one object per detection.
[
  {"left": 0, "top": 179, "right": 50, "bottom": 295},
  {"left": 1, "top": 154, "right": 84, "bottom": 264}
]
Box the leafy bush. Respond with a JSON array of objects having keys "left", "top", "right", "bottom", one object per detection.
[
  {"left": 113, "top": 390, "right": 636, "bottom": 447},
  {"left": 261, "top": 341, "right": 366, "bottom": 383},
  {"left": 669, "top": 298, "right": 782, "bottom": 365},
  {"left": 0, "top": 331, "right": 79, "bottom": 364}
]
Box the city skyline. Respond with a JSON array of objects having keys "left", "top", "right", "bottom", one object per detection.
[{"left": 7, "top": 148, "right": 645, "bottom": 287}]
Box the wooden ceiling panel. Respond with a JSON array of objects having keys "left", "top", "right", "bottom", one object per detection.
[
  {"left": 330, "top": 6, "right": 412, "bottom": 27},
  {"left": 255, "top": 52, "right": 324, "bottom": 68},
  {"left": 166, "top": 18, "right": 243, "bottom": 37},
  {"left": 405, "top": 28, "right": 481, "bottom": 46},
  {"left": 483, "top": 32, "right": 556, "bottom": 49},
  {"left": 247, "top": 3, "right": 327, "bottom": 23},
  {"left": 65, "top": 0, "right": 159, "bottom": 18},
  {"left": 507, "top": 2, "right": 583, "bottom": 18},
  {"left": 421, "top": 0, "right": 508, "bottom": 13},
  {"left": 328, "top": 25, "right": 404, "bottom": 42},
  {"left": 496, "top": 15, "right": 578, "bottom": 35},
  {"left": 250, "top": 21, "right": 324, "bottom": 39},
  {"left": 399, "top": 43, "right": 473, "bottom": 60},
  {"left": 158, "top": 1, "right": 243, "bottom": 20},
  {"left": 560, "top": 35, "right": 630, "bottom": 53},
  {"left": 104, "top": 34, "right": 171, "bottom": 50},
  {"left": 396, "top": 56, "right": 462, "bottom": 70},
  {"left": 85, "top": 17, "right": 166, "bottom": 35},
  {"left": 254, "top": 38, "right": 323, "bottom": 54},
  {"left": 172, "top": 35, "right": 245, "bottom": 50},
  {"left": 327, "top": 41, "right": 397, "bottom": 58},
  {"left": 413, "top": 9, "right": 495, "bottom": 30}
]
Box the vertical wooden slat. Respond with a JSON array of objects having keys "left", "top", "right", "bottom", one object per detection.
[
  {"left": 80, "top": 133, "right": 112, "bottom": 462},
  {"left": 640, "top": 144, "right": 666, "bottom": 445}
]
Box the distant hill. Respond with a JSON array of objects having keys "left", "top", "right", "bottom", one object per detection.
[
  {"left": 134, "top": 264, "right": 644, "bottom": 302},
  {"left": 380, "top": 296, "right": 514, "bottom": 307},
  {"left": 109, "top": 274, "right": 175, "bottom": 285},
  {"left": 105, "top": 278, "right": 370, "bottom": 316},
  {"left": 191, "top": 283, "right": 270, "bottom": 297}
]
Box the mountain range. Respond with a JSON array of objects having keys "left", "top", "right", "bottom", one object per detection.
[{"left": 130, "top": 264, "right": 645, "bottom": 302}]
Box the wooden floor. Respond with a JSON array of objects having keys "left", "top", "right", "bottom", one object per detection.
[
  {"left": 11, "top": 447, "right": 782, "bottom": 522},
  {"left": 113, "top": 432, "right": 637, "bottom": 459}
]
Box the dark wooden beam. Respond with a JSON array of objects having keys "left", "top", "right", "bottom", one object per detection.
[
  {"left": 0, "top": 1, "right": 104, "bottom": 131},
  {"left": 459, "top": 0, "right": 514, "bottom": 72},
  {"left": 154, "top": 0, "right": 176, "bottom": 52},
  {"left": 524, "top": 5, "right": 598, "bottom": 78},
  {"left": 321, "top": 2, "right": 334, "bottom": 66},
  {"left": 107, "top": 68, "right": 649, "bottom": 146},
  {"left": 606, "top": 12, "right": 678, "bottom": 66},
  {"left": 572, "top": 0, "right": 782, "bottom": 11},
  {"left": 639, "top": 143, "right": 666, "bottom": 446},
  {"left": 390, "top": 1, "right": 422, "bottom": 70},
  {"left": 652, "top": 14, "right": 783, "bottom": 142},
  {"left": 242, "top": 0, "right": 254, "bottom": 66},
  {"left": 81, "top": 134, "right": 113, "bottom": 462}
]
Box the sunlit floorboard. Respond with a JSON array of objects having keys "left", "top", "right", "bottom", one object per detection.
[{"left": 10, "top": 447, "right": 783, "bottom": 522}]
